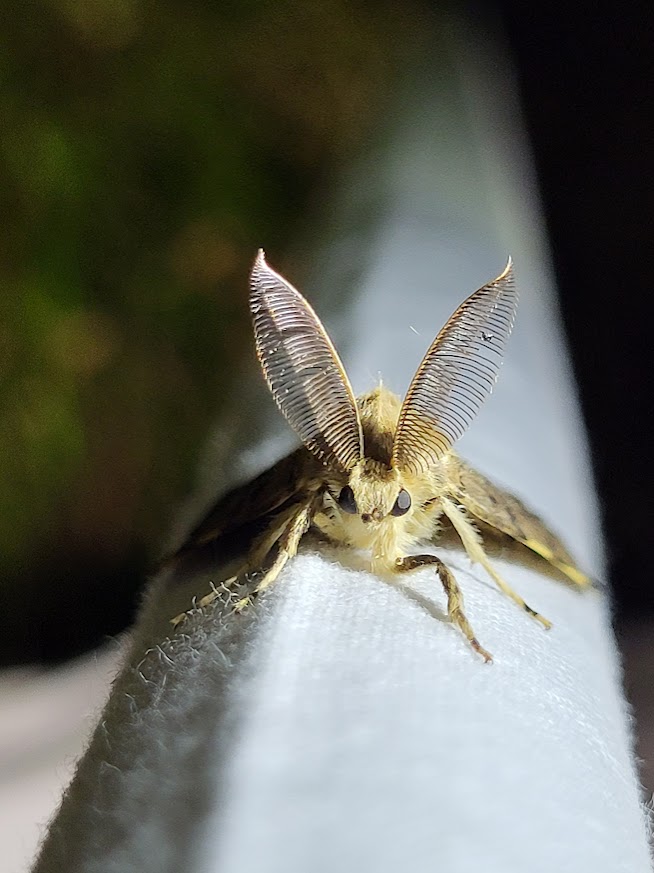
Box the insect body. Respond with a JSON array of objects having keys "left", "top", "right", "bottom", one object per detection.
[{"left": 170, "top": 251, "right": 590, "bottom": 660}]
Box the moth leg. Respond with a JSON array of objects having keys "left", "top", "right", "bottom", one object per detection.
[
  {"left": 170, "top": 576, "right": 240, "bottom": 628},
  {"left": 396, "top": 554, "right": 492, "bottom": 662},
  {"left": 231, "top": 502, "right": 314, "bottom": 613},
  {"left": 441, "top": 496, "right": 552, "bottom": 630},
  {"left": 197, "top": 576, "right": 239, "bottom": 609},
  {"left": 170, "top": 499, "right": 315, "bottom": 629}
]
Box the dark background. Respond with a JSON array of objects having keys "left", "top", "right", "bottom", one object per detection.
[
  {"left": 0, "top": 1, "right": 651, "bottom": 666},
  {"left": 501, "top": 3, "right": 654, "bottom": 789},
  {"left": 501, "top": 3, "right": 653, "bottom": 620}
]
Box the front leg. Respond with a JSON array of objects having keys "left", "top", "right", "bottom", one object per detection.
[
  {"left": 171, "top": 500, "right": 315, "bottom": 628},
  {"left": 441, "top": 496, "right": 551, "bottom": 630},
  {"left": 231, "top": 501, "right": 314, "bottom": 612},
  {"left": 396, "top": 555, "right": 492, "bottom": 662}
]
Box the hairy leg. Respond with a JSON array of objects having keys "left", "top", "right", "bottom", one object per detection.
[
  {"left": 171, "top": 501, "right": 314, "bottom": 628},
  {"left": 396, "top": 554, "right": 492, "bottom": 662},
  {"left": 231, "top": 502, "right": 314, "bottom": 612},
  {"left": 441, "top": 497, "right": 551, "bottom": 630}
]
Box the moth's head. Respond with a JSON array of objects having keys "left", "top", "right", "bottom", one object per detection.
[
  {"left": 250, "top": 249, "right": 517, "bottom": 508},
  {"left": 337, "top": 459, "right": 411, "bottom": 526}
]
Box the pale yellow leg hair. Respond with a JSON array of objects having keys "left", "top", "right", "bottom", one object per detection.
[
  {"left": 170, "top": 575, "right": 239, "bottom": 629},
  {"left": 171, "top": 502, "right": 314, "bottom": 628},
  {"left": 440, "top": 496, "right": 552, "bottom": 629},
  {"left": 231, "top": 502, "right": 314, "bottom": 612},
  {"left": 396, "top": 554, "right": 492, "bottom": 661}
]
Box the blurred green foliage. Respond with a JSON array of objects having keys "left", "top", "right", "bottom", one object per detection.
[{"left": 0, "top": 0, "right": 424, "bottom": 660}]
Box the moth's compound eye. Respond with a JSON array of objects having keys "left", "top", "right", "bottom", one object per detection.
[
  {"left": 338, "top": 486, "right": 358, "bottom": 514},
  {"left": 390, "top": 489, "right": 411, "bottom": 517}
]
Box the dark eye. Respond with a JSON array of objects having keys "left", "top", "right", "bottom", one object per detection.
[
  {"left": 338, "top": 486, "right": 358, "bottom": 514},
  {"left": 390, "top": 489, "right": 411, "bottom": 516}
]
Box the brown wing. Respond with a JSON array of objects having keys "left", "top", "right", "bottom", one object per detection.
[
  {"left": 167, "top": 447, "right": 321, "bottom": 571},
  {"left": 448, "top": 458, "right": 591, "bottom": 587}
]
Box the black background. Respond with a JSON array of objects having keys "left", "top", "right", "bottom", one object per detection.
[{"left": 499, "top": 3, "right": 653, "bottom": 619}]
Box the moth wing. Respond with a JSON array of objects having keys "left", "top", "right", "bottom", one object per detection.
[
  {"left": 452, "top": 459, "right": 592, "bottom": 587},
  {"left": 448, "top": 458, "right": 591, "bottom": 587},
  {"left": 250, "top": 250, "right": 363, "bottom": 472},
  {"left": 393, "top": 260, "right": 517, "bottom": 476},
  {"left": 172, "top": 448, "right": 318, "bottom": 566}
]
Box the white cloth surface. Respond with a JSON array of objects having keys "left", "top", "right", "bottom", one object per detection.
[
  {"left": 32, "top": 13, "right": 652, "bottom": 873},
  {"left": 209, "top": 551, "right": 644, "bottom": 873}
]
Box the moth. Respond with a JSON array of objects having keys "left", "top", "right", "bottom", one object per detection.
[{"left": 170, "top": 250, "right": 590, "bottom": 660}]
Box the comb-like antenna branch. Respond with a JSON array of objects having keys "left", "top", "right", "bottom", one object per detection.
[
  {"left": 392, "top": 259, "right": 517, "bottom": 475},
  {"left": 250, "top": 250, "right": 363, "bottom": 471}
]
